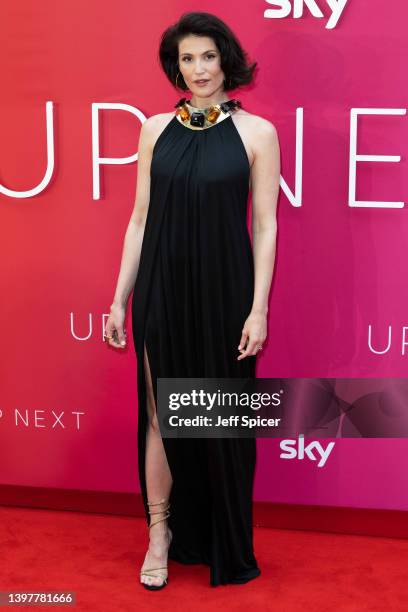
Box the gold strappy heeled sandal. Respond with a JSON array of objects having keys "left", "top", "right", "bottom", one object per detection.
[{"left": 140, "top": 497, "right": 172, "bottom": 591}]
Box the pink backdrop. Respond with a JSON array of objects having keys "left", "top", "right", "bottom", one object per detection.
[{"left": 1, "top": 0, "right": 407, "bottom": 511}]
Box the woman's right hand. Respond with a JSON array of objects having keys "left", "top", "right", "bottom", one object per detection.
[{"left": 104, "top": 302, "right": 127, "bottom": 349}]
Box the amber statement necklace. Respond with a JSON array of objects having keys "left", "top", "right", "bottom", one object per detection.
[{"left": 175, "top": 97, "right": 242, "bottom": 130}]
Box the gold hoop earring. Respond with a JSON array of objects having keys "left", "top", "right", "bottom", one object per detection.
[{"left": 176, "top": 70, "right": 184, "bottom": 90}]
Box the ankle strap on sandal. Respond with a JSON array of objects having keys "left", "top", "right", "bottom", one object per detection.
[
  {"left": 146, "top": 499, "right": 171, "bottom": 529},
  {"left": 147, "top": 497, "right": 169, "bottom": 506}
]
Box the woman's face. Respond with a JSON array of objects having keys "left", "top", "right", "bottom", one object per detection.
[{"left": 178, "top": 35, "right": 225, "bottom": 97}]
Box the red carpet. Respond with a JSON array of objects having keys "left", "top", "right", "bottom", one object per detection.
[{"left": 1, "top": 505, "right": 407, "bottom": 611}]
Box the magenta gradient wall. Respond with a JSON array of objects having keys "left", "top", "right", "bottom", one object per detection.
[{"left": 1, "top": 1, "right": 407, "bottom": 511}]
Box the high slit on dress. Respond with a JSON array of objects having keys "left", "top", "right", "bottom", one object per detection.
[{"left": 131, "top": 109, "right": 261, "bottom": 586}]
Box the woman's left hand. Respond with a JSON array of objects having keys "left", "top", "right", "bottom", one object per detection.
[{"left": 237, "top": 311, "right": 267, "bottom": 360}]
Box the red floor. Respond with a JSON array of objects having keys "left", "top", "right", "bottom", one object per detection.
[{"left": 1, "top": 505, "right": 407, "bottom": 611}]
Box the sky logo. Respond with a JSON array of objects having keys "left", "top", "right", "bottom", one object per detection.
[
  {"left": 280, "top": 435, "right": 335, "bottom": 467},
  {"left": 264, "top": 0, "right": 349, "bottom": 30}
]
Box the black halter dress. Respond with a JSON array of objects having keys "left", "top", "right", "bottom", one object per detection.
[{"left": 131, "top": 98, "right": 261, "bottom": 586}]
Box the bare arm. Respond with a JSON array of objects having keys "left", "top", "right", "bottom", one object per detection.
[
  {"left": 251, "top": 120, "right": 280, "bottom": 315},
  {"left": 237, "top": 119, "right": 280, "bottom": 360},
  {"left": 111, "top": 120, "right": 154, "bottom": 307},
  {"left": 104, "top": 115, "right": 158, "bottom": 348}
]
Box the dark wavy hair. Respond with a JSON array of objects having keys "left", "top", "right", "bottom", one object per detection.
[{"left": 158, "top": 12, "right": 257, "bottom": 92}]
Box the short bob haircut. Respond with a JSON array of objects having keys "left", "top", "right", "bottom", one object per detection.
[{"left": 159, "top": 12, "right": 257, "bottom": 92}]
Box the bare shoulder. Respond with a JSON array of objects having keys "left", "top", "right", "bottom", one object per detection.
[
  {"left": 234, "top": 109, "right": 278, "bottom": 140},
  {"left": 143, "top": 111, "right": 175, "bottom": 132},
  {"left": 140, "top": 112, "right": 175, "bottom": 151},
  {"left": 231, "top": 109, "right": 278, "bottom": 168}
]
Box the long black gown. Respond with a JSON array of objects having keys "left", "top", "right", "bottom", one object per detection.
[{"left": 131, "top": 102, "right": 261, "bottom": 587}]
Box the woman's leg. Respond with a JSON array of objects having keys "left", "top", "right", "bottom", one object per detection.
[{"left": 140, "top": 342, "right": 173, "bottom": 587}]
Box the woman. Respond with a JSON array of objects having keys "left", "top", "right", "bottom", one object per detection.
[{"left": 104, "top": 11, "right": 280, "bottom": 590}]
